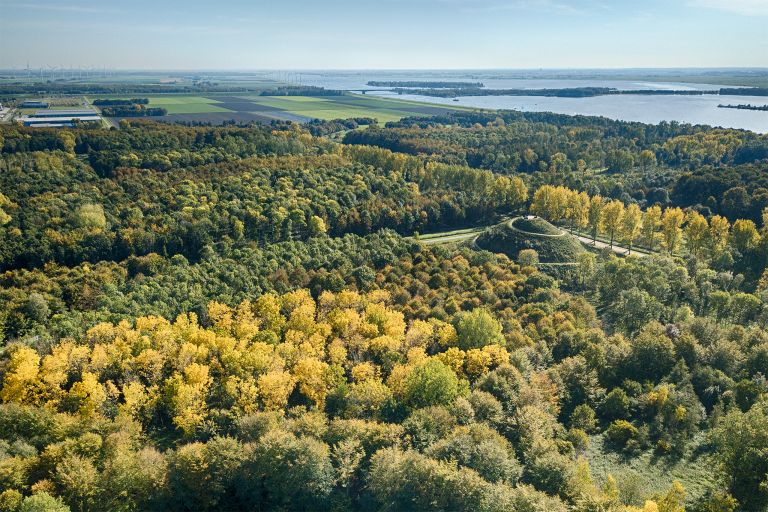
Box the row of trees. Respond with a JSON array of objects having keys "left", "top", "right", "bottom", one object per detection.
[{"left": 530, "top": 185, "right": 765, "bottom": 262}]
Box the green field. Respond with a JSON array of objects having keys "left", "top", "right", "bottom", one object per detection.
[
  {"left": 143, "top": 96, "right": 233, "bottom": 114},
  {"left": 246, "top": 96, "right": 418, "bottom": 122}
]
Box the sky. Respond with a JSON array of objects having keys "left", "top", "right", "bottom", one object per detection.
[{"left": 1, "top": 0, "right": 767, "bottom": 69}]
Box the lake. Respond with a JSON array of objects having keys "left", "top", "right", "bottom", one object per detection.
[{"left": 292, "top": 70, "right": 768, "bottom": 133}]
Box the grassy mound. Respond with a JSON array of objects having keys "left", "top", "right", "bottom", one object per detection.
[
  {"left": 476, "top": 217, "right": 585, "bottom": 263},
  {"left": 512, "top": 216, "right": 564, "bottom": 236}
]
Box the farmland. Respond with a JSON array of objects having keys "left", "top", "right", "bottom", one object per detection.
[{"left": 88, "top": 93, "right": 465, "bottom": 124}]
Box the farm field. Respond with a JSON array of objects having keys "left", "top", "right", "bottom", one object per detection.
[
  {"left": 96, "top": 93, "right": 465, "bottom": 124},
  {"left": 140, "top": 96, "right": 233, "bottom": 114}
]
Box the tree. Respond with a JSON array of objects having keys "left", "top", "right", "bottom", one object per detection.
[
  {"left": 600, "top": 200, "right": 625, "bottom": 248},
  {"left": 517, "top": 249, "right": 539, "bottom": 267},
  {"left": 730, "top": 219, "right": 760, "bottom": 254},
  {"left": 309, "top": 215, "right": 327, "bottom": 236},
  {"left": 403, "top": 359, "right": 462, "bottom": 409},
  {"left": 0, "top": 193, "right": 12, "bottom": 226},
  {"left": 685, "top": 211, "right": 709, "bottom": 258},
  {"left": 721, "top": 187, "right": 750, "bottom": 219},
  {"left": 167, "top": 438, "right": 244, "bottom": 512},
  {"left": 18, "top": 493, "right": 70, "bottom": 512},
  {"left": 711, "top": 401, "right": 768, "bottom": 509},
  {"left": 237, "top": 430, "right": 334, "bottom": 510},
  {"left": 708, "top": 215, "right": 731, "bottom": 255},
  {"left": 55, "top": 455, "right": 99, "bottom": 512},
  {"left": 453, "top": 308, "right": 505, "bottom": 350},
  {"left": 621, "top": 203, "right": 642, "bottom": 254},
  {"left": 661, "top": 207, "right": 685, "bottom": 255},
  {"left": 607, "top": 149, "right": 634, "bottom": 173},
  {"left": 625, "top": 322, "right": 676, "bottom": 382},
  {"left": 587, "top": 195, "right": 604, "bottom": 243},
  {"left": 426, "top": 423, "right": 522, "bottom": 484},
  {"left": 74, "top": 204, "right": 107, "bottom": 231},
  {"left": 639, "top": 150, "right": 657, "bottom": 171},
  {"left": 576, "top": 252, "right": 596, "bottom": 290},
  {"left": 0, "top": 346, "right": 40, "bottom": 404},
  {"left": 641, "top": 205, "right": 662, "bottom": 252},
  {"left": 568, "top": 191, "right": 590, "bottom": 232}
]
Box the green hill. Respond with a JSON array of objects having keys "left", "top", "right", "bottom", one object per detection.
[{"left": 476, "top": 217, "right": 586, "bottom": 263}]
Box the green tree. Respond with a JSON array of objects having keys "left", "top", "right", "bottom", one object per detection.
[
  {"left": 403, "top": 359, "right": 462, "bottom": 410},
  {"left": 19, "top": 493, "right": 70, "bottom": 512},
  {"left": 453, "top": 308, "right": 505, "bottom": 350},
  {"left": 237, "top": 430, "right": 334, "bottom": 510}
]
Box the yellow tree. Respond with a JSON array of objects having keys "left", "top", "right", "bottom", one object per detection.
[
  {"left": 641, "top": 205, "right": 662, "bottom": 252},
  {"left": 661, "top": 207, "right": 685, "bottom": 254},
  {"left": 531, "top": 185, "right": 557, "bottom": 220},
  {"left": 167, "top": 363, "right": 212, "bottom": 437},
  {"left": 258, "top": 370, "right": 296, "bottom": 411},
  {"left": 730, "top": 219, "right": 761, "bottom": 253},
  {"left": 684, "top": 211, "right": 709, "bottom": 258},
  {"left": 494, "top": 175, "right": 528, "bottom": 212},
  {"left": 587, "top": 195, "right": 604, "bottom": 243},
  {"left": 293, "top": 358, "right": 330, "bottom": 407},
  {"left": 0, "top": 346, "right": 40, "bottom": 403},
  {"left": 621, "top": 203, "right": 642, "bottom": 254},
  {"left": 600, "top": 200, "right": 625, "bottom": 247},
  {"left": 568, "top": 191, "right": 590, "bottom": 232},
  {"left": 708, "top": 215, "right": 731, "bottom": 255}
]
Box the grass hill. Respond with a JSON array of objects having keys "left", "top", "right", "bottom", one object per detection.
[{"left": 476, "top": 216, "right": 586, "bottom": 263}]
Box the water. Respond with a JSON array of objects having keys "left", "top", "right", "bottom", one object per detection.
[{"left": 295, "top": 70, "right": 768, "bottom": 133}]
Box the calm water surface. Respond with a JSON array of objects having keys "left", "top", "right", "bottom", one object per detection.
[{"left": 297, "top": 71, "right": 768, "bottom": 133}]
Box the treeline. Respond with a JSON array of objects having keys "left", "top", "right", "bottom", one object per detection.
[
  {"left": 92, "top": 98, "right": 149, "bottom": 106},
  {"left": 395, "top": 87, "right": 616, "bottom": 98},
  {"left": 260, "top": 86, "right": 344, "bottom": 97},
  {"left": 720, "top": 87, "right": 768, "bottom": 96},
  {"left": 99, "top": 105, "right": 167, "bottom": 117},
  {"left": 305, "top": 117, "right": 377, "bottom": 137},
  {"left": 718, "top": 103, "right": 768, "bottom": 111},
  {"left": 0, "top": 83, "right": 258, "bottom": 96},
  {"left": 368, "top": 81, "right": 484, "bottom": 88},
  {"left": 531, "top": 184, "right": 768, "bottom": 273},
  {"left": 395, "top": 87, "right": 715, "bottom": 98}
]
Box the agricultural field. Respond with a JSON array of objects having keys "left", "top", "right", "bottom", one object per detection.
[
  {"left": 139, "top": 96, "right": 233, "bottom": 114},
  {"left": 91, "top": 93, "right": 465, "bottom": 124}
]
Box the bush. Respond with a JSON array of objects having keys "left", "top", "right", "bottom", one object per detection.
[{"left": 606, "top": 420, "right": 639, "bottom": 448}]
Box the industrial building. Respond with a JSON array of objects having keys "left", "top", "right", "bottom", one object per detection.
[
  {"left": 17, "top": 108, "right": 101, "bottom": 127},
  {"left": 19, "top": 101, "right": 50, "bottom": 108}
]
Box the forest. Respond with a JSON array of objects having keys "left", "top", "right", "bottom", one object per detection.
[{"left": 0, "top": 112, "right": 768, "bottom": 512}]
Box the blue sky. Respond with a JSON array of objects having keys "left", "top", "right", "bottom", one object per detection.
[{"left": 1, "top": 0, "right": 767, "bottom": 69}]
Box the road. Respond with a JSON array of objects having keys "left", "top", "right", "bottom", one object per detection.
[
  {"left": 419, "top": 231, "right": 482, "bottom": 245},
  {"left": 572, "top": 234, "right": 647, "bottom": 257},
  {"left": 414, "top": 218, "right": 650, "bottom": 258}
]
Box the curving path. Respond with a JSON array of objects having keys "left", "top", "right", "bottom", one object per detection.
[
  {"left": 507, "top": 217, "right": 567, "bottom": 238},
  {"left": 412, "top": 216, "right": 649, "bottom": 258}
]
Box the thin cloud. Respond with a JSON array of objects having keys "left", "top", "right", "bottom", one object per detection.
[{"left": 689, "top": 0, "right": 768, "bottom": 15}]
